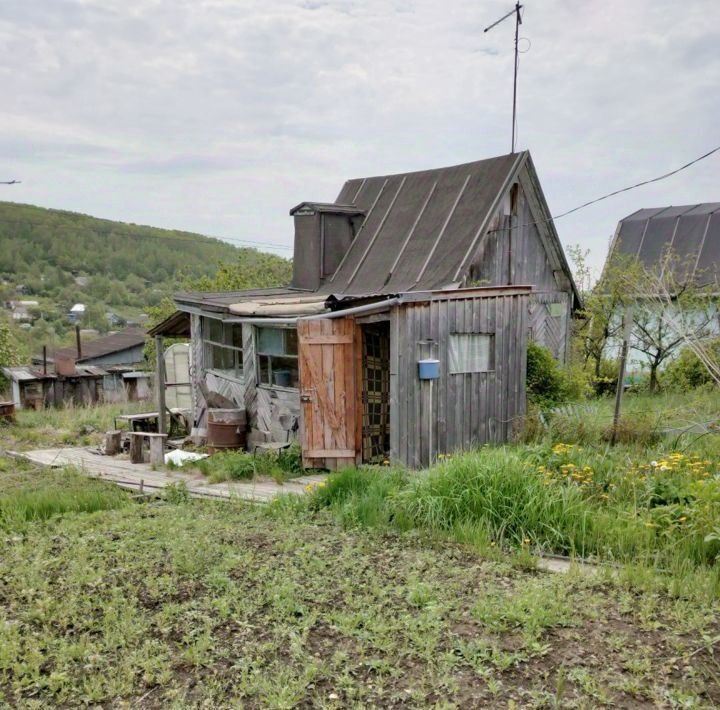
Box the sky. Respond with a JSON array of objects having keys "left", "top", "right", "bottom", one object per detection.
[{"left": 1, "top": 0, "right": 719, "bottom": 277}]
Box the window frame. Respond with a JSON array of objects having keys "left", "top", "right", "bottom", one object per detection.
[
  {"left": 255, "top": 325, "right": 299, "bottom": 391},
  {"left": 203, "top": 316, "right": 244, "bottom": 382},
  {"left": 448, "top": 332, "right": 495, "bottom": 374}
]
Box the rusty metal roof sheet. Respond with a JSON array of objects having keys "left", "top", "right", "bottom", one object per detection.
[
  {"left": 1, "top": 366, "right": 55, "bottom": 382},
  {"left": 51, "top": 328, "right": 146, "bottom": 364}
]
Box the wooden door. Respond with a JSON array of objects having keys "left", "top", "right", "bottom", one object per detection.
[{"left": 298, "top": 317, "right": 359, "bottom": 470}]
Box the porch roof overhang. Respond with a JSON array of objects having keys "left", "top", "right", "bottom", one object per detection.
[
  {"left": 175, "top": 284, "right": 537, "bottom": 323},
  {"left": 147, "top": 309, "right": 191, "bottom": 338}
]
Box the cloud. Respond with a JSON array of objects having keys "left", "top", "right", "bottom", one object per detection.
[{"left": 1, "top": 0, "right": 718, "bottom": 270}]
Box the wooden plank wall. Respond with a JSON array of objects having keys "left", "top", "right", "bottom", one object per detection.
[
  {"left": 390, "top": 293, "right": 528, "bottom": 468},
  {"left": 528, "top": 291, "right": 571, "bottom": 362},
  {"left": 188, "top": 314, "right": 300, "bottom": 447}
]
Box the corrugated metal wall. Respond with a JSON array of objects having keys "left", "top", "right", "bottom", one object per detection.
[{"left": 390, "top": 293, "right": 528, "bottom": 468}]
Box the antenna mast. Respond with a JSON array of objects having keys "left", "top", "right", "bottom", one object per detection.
[{"left": 484, "top": 2, "right": 523, "bottom": 153}]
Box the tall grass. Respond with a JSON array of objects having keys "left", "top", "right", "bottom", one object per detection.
[
  {"left": 310, "top": 444, "right": 720, "bottom": 579},
  {"left": 0, "top": 465, "right": 129, "bottom": 532},
  {"left": 399, "top": 450, "right": 594, "bottom": 551}
]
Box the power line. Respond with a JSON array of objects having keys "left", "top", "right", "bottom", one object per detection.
[
  {"left": 552, "top": 144, "right": 720, "bottom": 220},
  {"left": 1, "top": 180, "right": 21, "bottom": 185},
  {"left": 491, "top": 144, "right": 720, "bottom": 234}
]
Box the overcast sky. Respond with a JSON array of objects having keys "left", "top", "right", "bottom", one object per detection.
[{"left": 2, "top": 0, "right": 718, "bottom": 275}]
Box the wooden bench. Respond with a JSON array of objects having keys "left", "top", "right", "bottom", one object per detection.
[{"left": 129, "top": 432, "right": 168, "bottom": 466}]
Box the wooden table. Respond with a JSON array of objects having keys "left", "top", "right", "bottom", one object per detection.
[{"left": 114, "top": 409, "right": 190, "bottom": 436}]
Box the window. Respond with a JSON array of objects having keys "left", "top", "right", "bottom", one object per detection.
[
  {"left": 256, "top": 326, "right": 299, "bottom": 388},
  {"left": 204, "top": 317, "right": 243, "bottom": 380},
  {"left": 549, "top": 302, "right": 565, "bottom": 318},
  {"left": 448, "top": 333, "right": 494, "bottom": 374}
]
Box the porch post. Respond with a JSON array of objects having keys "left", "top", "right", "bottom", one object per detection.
[{"left": 155, "top": 335, "right": 166, "bottom": 436}]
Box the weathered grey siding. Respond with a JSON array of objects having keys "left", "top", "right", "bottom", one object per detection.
[
  {"left": 80, "top": 345, "right": 145, "bottom": 368},
  {"left": 189, "top": 314, "right": 300, "bottom": 447},
  {"left": 465, "top": 179, "right": 572, "bottom": 362},
  {"left": 466, "top": 184, "right": 558, "bottom": 291},
  {"left": 390, "top": 293, "right": 528, "bottom": 468}
]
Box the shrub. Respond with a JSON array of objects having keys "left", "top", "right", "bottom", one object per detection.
[
  {"left": 164, "top": 480, "right": 190, "bottom": 504},
  {"left": 197, "top": 451, "right": 256, "bottom": 482},
  {"left": 196, "top": 450, "right": 289, "bottom": 483},
  {"left": 663, "top": 339, "right": 720, "bottom": 391},
  {"left": 277, "top": 443, "right": 303, "bottom": 477},
  {"left": 526, "top": 342, "right": 584, "bottom": 408}
]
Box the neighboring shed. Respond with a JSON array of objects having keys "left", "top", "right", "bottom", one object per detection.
[
  {"left": 171, "top": 151, "right": 579, "bottom": 468},
  {"left": 26, "top": 328, "right": 151, "bottom": 406},
  {"left": 1, "top": 365, "right": 109, "bottom": 409}
]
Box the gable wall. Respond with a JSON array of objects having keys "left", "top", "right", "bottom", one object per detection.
[
  {"left": 463, "top": 172, "right": 573, "bottom": 362},
  {"left": 188, "top": 313, "right": 300, "bottom": 447}
]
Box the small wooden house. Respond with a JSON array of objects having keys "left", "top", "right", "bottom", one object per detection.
[{"left": 161, "top": 151, "right": 579, "bottom": 468}]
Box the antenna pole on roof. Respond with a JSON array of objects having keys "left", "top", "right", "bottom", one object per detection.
[{"left": 484, "top": 2, "right": 523, "bottom": 153}]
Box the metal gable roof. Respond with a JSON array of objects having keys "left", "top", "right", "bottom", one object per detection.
[
  {"left": 612, "top": 203, "right": 720, "bottom": 286},
  {"left": 326, "top": 152, "right": 525, "bottom": 293}
]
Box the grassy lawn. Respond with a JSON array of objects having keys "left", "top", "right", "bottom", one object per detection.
[
  {"left": 0, "top": 459, "right": 718, "bottom": 707},
  {"left": 1, "top": 401, "right": 148, "bottom": 452},
  {"left": 1, "top": 392, "right": 719, "bottom": 706}
]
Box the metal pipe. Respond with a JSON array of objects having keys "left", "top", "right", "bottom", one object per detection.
[
  {"left": 300, "top": 298, "right": 399, "bottom": 321},
  {"left": 224, "top": 317, "right": 299, "bottom": 325}
]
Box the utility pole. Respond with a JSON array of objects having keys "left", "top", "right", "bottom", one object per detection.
[
  {"left": 610, "top": 309, "right": 633, "bottom": 446},
  {"left": 484, "top": 2, "right": 524, "bottom": 153}
]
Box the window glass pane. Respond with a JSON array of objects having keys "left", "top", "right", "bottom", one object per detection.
[
  {"left": 448, "top": 334, "right": 494, "bottom": 374},
  {"left": 257, "top": 327, "right": 285, "bottom": 354},
  {"left": 211, "top": 344, "right": 234, "bottom": 371},
  {"left": 285, "top": 329, "right": 298, "bottom": 355},
  {"left": 258, "top": 355, "right": 271, "bottom": 384},
  {"left": 207, "top": 318, "right": 223, "bottom": 343},
  {"left": 271, "top": 356, "right": 299, "bottom": 388},
  {"left": 230, "top": 324, "right": 243, "bottom": 348}
]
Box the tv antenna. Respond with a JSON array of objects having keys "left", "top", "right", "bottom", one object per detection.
[{"left": 484, "top": 2, "right": 524, "bottom": 153}]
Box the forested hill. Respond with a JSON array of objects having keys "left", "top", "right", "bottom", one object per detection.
[
  {"left": 0, "top": 201, "right": 248, "bottom": 288},
  {"left": 0, "top": 201, "right": 292, "bottom": 343}
]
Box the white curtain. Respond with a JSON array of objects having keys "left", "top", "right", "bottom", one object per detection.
[{"left": 448, "top": 334, "right": 493, "bottom": 374}]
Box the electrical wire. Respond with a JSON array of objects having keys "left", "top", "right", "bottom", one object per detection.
[
  {"left": 552, "top": 144, "right": 720, "bottom": 221},
  {"left": 488, "top": 144, "right": 720, "bottom": 235}
]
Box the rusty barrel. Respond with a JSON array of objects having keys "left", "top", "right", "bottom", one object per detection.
[{"left": 207, "top": 408, "right": 246, "bottom": 454}]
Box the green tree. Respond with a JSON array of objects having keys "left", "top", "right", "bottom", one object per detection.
[{"left": 0, "top": 317, "right": 22, "bottom": 388}]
